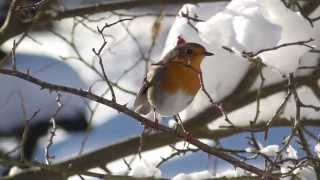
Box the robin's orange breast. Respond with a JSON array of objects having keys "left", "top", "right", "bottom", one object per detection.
[{"left": 159, "top": 62, "right": 201, "bottom": 95}]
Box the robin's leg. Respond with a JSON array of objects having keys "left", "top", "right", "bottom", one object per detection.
[
  {"left": 173, "top": 114, "right": 186, "bottom": 132},
  {"left": 174, "top": 114, "right": 194, "bottom": 143},
  {"left": 153, "top": 108, "right": 159, "bottom": 129}
]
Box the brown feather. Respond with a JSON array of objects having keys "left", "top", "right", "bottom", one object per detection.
[{"left": 133, "top": 77, "right": 152, "bottom": 114}]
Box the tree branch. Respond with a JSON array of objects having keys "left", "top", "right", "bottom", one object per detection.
[
  {"left": 0, "top": 68, "right": 271, "bottom": 178},
  {"left": 0, "top": 0, "right": 229, "bottom": 45}
]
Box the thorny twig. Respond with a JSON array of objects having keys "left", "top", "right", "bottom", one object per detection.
[
  {"left": 8, "top": 32, "right": 29, "bottom": 69},
  {"left": 198, "top": 70, "right": 234, "bottom": 126},
  {"left": 122, "top": 158, "right": 132, "bottom": 172},
  {"left": 73, "top": 17, "right": 116, "bottom": 41},
  {"left": 264, "top": 81, "right": 293, "bottom": 140},
  {"left": 290, "top": 73, "right": 320, "bottom": 176},
  {"left": 0, "top": 68, "right": 272, "bottom": 177},
  {"left": 180, "top": 9, "right": 201, "bottom": 33},
  {"left": 77, "top": 19, "right": 142, "bottom": 154},
  {"left": 93, "top": 26, "right": 116, "bottom": 102},
  {"left": 93, "top": 19, "right": 133, "bottom": 102},
  {"left": 156, "top": 145, "right": 199, "bottom": 168},
  {"left": 45, "top": 118, "right": 56, "bottom": 165},
  {"left": 50, "top": 29, "right": 136, "bottom": 95},
  {"left": 242, "top": 38, "right": 314, "bottom": 58},
  {"left": 311, "top": 16, "right": 320, "bottom": 23},
  {"left": 295, "top": 2, "right": 314, "bottom": 27},
  {"left": 45, "top": 93, "right": 63, "bottom": 165},
  {"left": 298, "top": 65, "right": 320, "bottom": 70}
]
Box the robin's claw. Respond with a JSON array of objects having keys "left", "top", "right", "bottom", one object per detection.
[
  {"left": 184, "top": 131, "right": 193, "bottom": 142},
  {"left": 154, "top": 118, "right": 160, "bottom": 129}
]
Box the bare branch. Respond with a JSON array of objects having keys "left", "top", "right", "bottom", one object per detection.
[
  {"left": 51, "top": 0, "right": 229, "bottom": 21},
  {"left": 92, "top": 32, "right": 115, "bottom": 102},
  {"left": 0, "top": 68, "right": 271, "bottom": 177},
  {"left": 20, "top": 110, "right": 40, "bottom": 160},
  {"left": 242, "top": 38, "right": 314, "bottom": 58},
  {"left": 0, "top": 0, "right": 229, "bottom": 45},
  {"left": 45, "top": 93, "right": 63, "bottom": 165}
]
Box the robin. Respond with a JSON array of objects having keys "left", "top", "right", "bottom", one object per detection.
[{"left": 133, "top": 37, "right": 214, "bottom": 129}]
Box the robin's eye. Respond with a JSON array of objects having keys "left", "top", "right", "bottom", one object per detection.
[{"left": 186, "top": 48, "right": 193, "bottom": 55}]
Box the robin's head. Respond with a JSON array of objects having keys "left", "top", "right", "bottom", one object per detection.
[{"left": 174, "top": 42, "right": 214, "bottom": 69}]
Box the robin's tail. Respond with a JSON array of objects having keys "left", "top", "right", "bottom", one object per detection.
[
  {"left": 133, "top": 80, "right": 152, "bottom": 115},
  {"left": 133, "top": 92, "right": 151, "bottom": 115}
]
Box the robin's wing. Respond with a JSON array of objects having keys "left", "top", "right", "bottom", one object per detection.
[
  {"left": 133, "top": 75, "right": 152, "bottom": 114},
  {"left": 133, "top": 48, "right": 178, "bottom": 114},
  {"left": 133, "top": 65, "right": 160, "bottom": 114}
]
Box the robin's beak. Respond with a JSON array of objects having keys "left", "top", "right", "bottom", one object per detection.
[{"left": 204, "top": 51, "right": 214, "bottom": 56}]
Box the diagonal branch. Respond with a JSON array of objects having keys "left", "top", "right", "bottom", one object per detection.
[
  {"left": 0, "top": 68, "right": 269, "bottom": 178},
  {"left": 2, "top": 59, "right": 320, "bottom": 179}
]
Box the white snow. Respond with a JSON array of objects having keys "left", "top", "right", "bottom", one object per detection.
[
  {"left": 215, "top": 167, "right": 246, "bottom": 178},
  {"left": 245, "top": 147, "right": 255, "bottom": 153},
  {"left": 161, "top": 4, "right": 201, "bottom": 58},
  {"left": 8, "top": 166, "right": 23, "bottom": 176},
  {"left": 196, "top": 0, "right": 281, "bottom": 52},
  {"left": 280, "top": 145, "right": 298, "bottom": 178},
  {"left": 172, "top": 170, "right": 213, "bottom": 180},
  {"left": 315, "top": 142, "right": 320, "bottom": 158},
  {"left": 280, "top": 145, "right": 317, "bottom": 180},
  {"left": 280, "top": 166, "right": 318, "bottom": 180},
  {"left": 258, "top": 0, "right": 316, "bottom": 73},
  {"left": 199, "top": 138, "right": 216, "bottom": 147},
  {"left": 128, "top": 158, "right": 161, "bottom": 178},
  {"left": 259, "top": 144, "right": 279, "bottom": 157},
  {"left": 292, "top": 166, "right": 317, "bottom": 180},
  {"left": 168, "top": 119, "right": 177, "bottom": 128},
  {"left": 187, "top": 138, "right": 216, "bottom": 149},
  {"left": 0, "top": 138, "right": 19, "bottom": 155},
  {"left": 196, "top": 0, "right": 316, "bottom": 73},
  {"left": 286, "top": 145, "right": 298, "bottom": 159}
]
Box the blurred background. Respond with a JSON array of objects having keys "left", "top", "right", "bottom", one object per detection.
[{"left": 0, "top": 0, "right": 319, "bottom": 179}]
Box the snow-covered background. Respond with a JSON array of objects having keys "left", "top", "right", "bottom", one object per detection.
[{"left": 1, "top": 0, "right": 320, "bottom": 179}]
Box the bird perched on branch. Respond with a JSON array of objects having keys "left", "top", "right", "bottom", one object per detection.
[{"left": 133, "top": 36, "right": 213, "bottom": 129}]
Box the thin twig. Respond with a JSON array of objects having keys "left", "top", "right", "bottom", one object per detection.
[
  {"left": 156, "top": 145, "right": 198, "bottom": 168},
  {"left": 93, "top": 19, "right": 135, "bottom": 102},
  {"left": 45, "top": 93, "right": 63, "bottom": 165},
  {"left": 92, "top": 35, "right": 116, "bottom": 102},
  {"left": 242, "top": 38, "right": 314, "bottom": 58},
  {"left": 290, "top": 73, "right": 320, "bottom": 176},
  {"left": 20, "top": 110, "right": 40, "bottom": 160},
  {"left": 198, "top": 70, "right": 233, "bottom": 126},
  {"left": 252, "top": 60, "right": 265, "bottom": 125},
  {"left": 122, "top": 158, "right": 132, "bottom": 171},
  {"left": 50, "top": 29, "right": 136, "bottom": 95},
  {"left": 264, "top": 88, "right": 293, "bottom": 140}
]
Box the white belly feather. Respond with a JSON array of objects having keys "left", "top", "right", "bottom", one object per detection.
[{"left": 148, "top": 89, "right": 194, "bottom": 116}]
